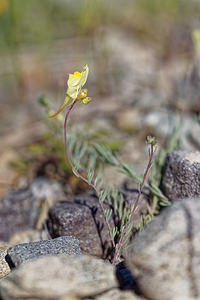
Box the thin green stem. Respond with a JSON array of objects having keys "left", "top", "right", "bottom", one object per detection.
[
  {"left": 64, "top": 99, "right": 116, "bottom": 251},
  {"left": 113, "top": 144, "right": 155, "bottom": 264}
]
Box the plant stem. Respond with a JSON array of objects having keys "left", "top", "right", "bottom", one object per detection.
[
  {"left": 64, "top": 99, "right": 116, "bottom": 251},
  {"left": 113, "top": 144, "right": 155, "bottom": 264}
]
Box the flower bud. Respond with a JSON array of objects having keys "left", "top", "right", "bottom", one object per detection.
[
  {"left": 77, "top": 89, "right": 88, "bottom": 100},
  {"left": 146, "top": 136, "right": 157, "bottom": 146},
  {"left": 80, "top": 97, "right": 92, "bottom": 104}
]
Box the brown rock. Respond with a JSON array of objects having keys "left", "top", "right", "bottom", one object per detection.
[
  {"left": 48, "top": 189, "right": 149, "bottom": 258},
  {"left": 162, "top": 150, "right": 200, "bottom": 201}
]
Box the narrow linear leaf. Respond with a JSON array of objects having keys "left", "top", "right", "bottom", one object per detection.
[
  {"left": 88, "top": 169, "right": 94, "bottom": 184},
  {"left": 72, "top": 168, "right": 79, "bottom": 178}
]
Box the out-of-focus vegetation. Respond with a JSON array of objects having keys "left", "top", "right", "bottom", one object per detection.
[
  {"left": 0, "top": 0, "right": 199, "bottom": 107},
  {"left": 0, "top": 0, "right": 199, "bottom": 50}
]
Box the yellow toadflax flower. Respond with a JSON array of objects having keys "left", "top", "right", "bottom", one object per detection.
[{"left": 48, "top": 64, "right": 92, "bottom": 118}]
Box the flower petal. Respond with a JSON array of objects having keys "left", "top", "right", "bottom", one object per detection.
[
  {"left": 66, "top": 65, "right": 89, "bottom": 100},
  {"left": 66, "top": 86, "right": 79, "bottom": 99},
  {"left": 68, "top": 72, "right": 82, "bottom": 87},
  {"left": 79, "top": 64, "right": 89, "bottom": 88}
]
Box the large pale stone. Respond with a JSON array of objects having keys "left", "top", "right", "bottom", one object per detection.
[
  {"left": 95, "top": 289, "right": 145, "bottom": 300},
  {"left": 0, "top": 254, "right": 118, "bottom": 300},
  {"left": 124, "top": 197, "right": 200, "bottom": 300}
]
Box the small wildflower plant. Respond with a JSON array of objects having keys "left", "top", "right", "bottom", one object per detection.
[{"left": 48, "top": 65, "right": 157, "bottom": 264}]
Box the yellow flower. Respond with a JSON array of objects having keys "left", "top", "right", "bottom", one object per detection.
[
  {"left": 48, "top": 64, "right": 92, "bottom": 118},
  {"left": 67, "top": 65, "right": 89, "bottom": 99}
]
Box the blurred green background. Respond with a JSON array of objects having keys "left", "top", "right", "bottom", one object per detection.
[
  {"left": 0, "top": 0, "right": 199, "bottom": 112},
  {"left": 0, "top": 0, "right": 200, "bottom": 196}
]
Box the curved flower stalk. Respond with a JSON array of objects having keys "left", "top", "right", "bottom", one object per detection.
[
  {"left": 48, "top": 65, "right": 157, "bottom": 265},
  {"left": 48, "top": 65, "right": 116, "bottom": 254}
]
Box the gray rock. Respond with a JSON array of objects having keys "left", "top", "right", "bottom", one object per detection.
[
  {"left": 7, "top": 236, "right": 81, "bottom": 267},
  {"left": 124, "top": 197, "right": 200, "bottom": 300},
  {"left": 162, "top": 150, "right": 200, "bottom": 201},
  {"left": 0, "top": 178, "right": 64, "bottom": 241},
  {"left": 0, "top": 254, "right": 118, "bottom": 299},
  {"left": 144, "top": 111, "right": 200, "bottom": 151},
  {"left": 30, "top": 177, "right": 64, "bottom": 201},
  {"left": 48, "top": 189, "right": 149, "bottom": 258},
  {"left": 144, "top": 110, "right": 179, "bottom": 137},
  {"left": 0, "top": 250, "right": 11, "bottom": 279}
]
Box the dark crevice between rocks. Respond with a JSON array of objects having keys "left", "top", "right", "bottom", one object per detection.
[
  {"left": 90, "top": 206, "right": 113, "bottom": 260},
  {"left": 5, "top": 254, "right": 15, "bottom": 270},
  {"left": 43, "top": 219, "right": 52, "bottom": 240},
  {"left": 116, "top": 261, "right": 142, "bottom": 295}
]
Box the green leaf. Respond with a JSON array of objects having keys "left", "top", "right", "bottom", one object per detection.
[
  {"left": 119, "top": 195, "right": 124, "bottom": 220},
  {"left": 94, "top": 144, "right": 117, "bottom": 166},
  {"left": 88, "top": 169, "right": 94, "bottom": 184},
  {"left": 72, "top": 168, "right": 79, "bottom": 178},
  {"left": 119, "top": 163, "right": 142, "bottom": 185},
  {"left": 99, "top": 189, "right": 107, "bottom": 202}
]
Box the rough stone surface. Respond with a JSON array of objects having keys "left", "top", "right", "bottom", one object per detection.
[
  {"left": 162, "top": 150, "right": 200, "bottom": 201},
  {"left": 94, "top": 289, "right": 144, "bottom": 300},
  {"left": 9, "top": 229, "right": 50, "bottom": 245},
  {"left": 59, "top": 296, "right": 79, "bottom": 300},
  {"left": 0, "top": 250, "right": 11, "bottom": 279},
  {"left": 0, "top": 178, "right": 64, "bottom": 242},
  {"left": 0, "top": 254, "right": 118, "bottom": 299},
  {"left": 7, "top": 236, "right": 81, "bottom": 267},
  {"left": 124, "top": 197, "right": 200, "bottom": 300},
  {"left": 0, "top": 242, "right": 10, "bottom": 251},
  {"left": 48, "top": 189, "right": 149, "bottom": 258}
]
